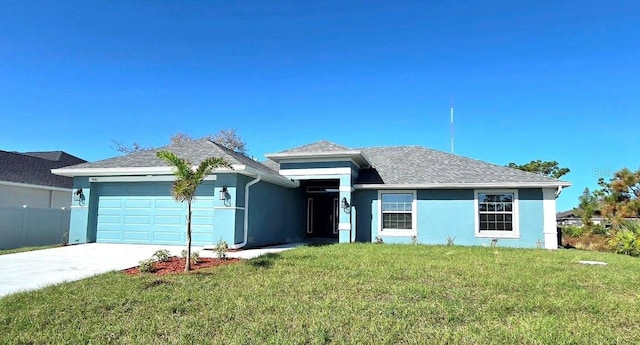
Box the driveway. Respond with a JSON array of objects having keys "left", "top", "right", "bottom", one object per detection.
[{"left": 0, "top": 242, "right": 302, "bottom": 298}]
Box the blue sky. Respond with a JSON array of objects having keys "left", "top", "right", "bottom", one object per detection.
[{"left": 1, "top": 1, "right": 638, "bottom": 210}]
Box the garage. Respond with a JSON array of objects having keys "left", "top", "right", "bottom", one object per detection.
[{"left": 96, "top": 182, "right": 215, "bottom": 246}]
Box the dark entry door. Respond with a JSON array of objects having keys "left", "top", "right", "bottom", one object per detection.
[{"left": 306, "top": 194, "right": 338, "bottom": 238}]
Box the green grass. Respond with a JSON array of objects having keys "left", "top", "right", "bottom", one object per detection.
[
  {"left": 2, "top": 244, "right": 640, "bottom": 344},
  {"left": 0, "top": 244, "right": 58, "bottom": 255}
]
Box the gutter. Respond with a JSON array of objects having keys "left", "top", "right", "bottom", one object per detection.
[
  {"left": 229, "top": 175, "right": 261, "bottom": 250},
  {"left": 353, "top": 182, "right": 572, "bottom": 189}
]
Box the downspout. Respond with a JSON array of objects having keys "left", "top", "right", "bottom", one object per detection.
[{"left": 230, "top": 175, "right": 261, "bottom": 250}]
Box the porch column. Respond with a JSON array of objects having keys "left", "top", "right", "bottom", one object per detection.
[
  {"left": 542, "top": 188, "right": 558, "bottom": 250},
  {"left": 338, "top": 175, "right": 352, "bottom": 243}
]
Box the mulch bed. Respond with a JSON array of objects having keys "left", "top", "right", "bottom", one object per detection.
[{"left": 123, "top": 256, "right": 241, "bottom": 276}]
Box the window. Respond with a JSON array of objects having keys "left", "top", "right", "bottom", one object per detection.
[
  {"left": 379, "top": 191, "right": 416, "bottom": 234},
  {"left": 475, "top": 190, "right": 519, "bottom": 238}
]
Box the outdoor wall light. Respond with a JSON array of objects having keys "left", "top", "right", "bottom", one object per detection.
[
  {"left": 74, "top": 188, "right": 85, "bottom": 206},
  {"left": 219, "top": 186, "right": 229, "bottom": 200},
  {"left": 341, "top": 197, "right": 350, "bottom": 213}
]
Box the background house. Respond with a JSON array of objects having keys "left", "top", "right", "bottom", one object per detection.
[
  {"left": 0, "top": 150, "right": 86, "bottom": 208},
  {"left": 53, "top": 139, "right": 570, "bottom": 249},
  {"left": 556, "top": 209, "right": 639, "bottom": 226},
  {"left": 0, "top": 150, "right": 85, "bottom": 250}
]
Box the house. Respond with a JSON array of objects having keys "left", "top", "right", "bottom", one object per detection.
[
  {"left": 0, "top": 150, "right": 86, "bottom": 250},
  {"left": 556, "top": 209, "right": 639, "bottom": 226},
  {"left": 52, "top": 139, "right": 570, "bottom": 249},
  {"left": 0, "top": 150, "right": 86, "bottom": 208}
]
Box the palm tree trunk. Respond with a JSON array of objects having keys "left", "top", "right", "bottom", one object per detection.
[{"left": 185, "top": 201, "right": 192, "bottom": 272}]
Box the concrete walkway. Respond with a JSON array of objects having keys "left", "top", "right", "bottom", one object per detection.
[{"left": 0, "top": 242, "right": 302, "bottom": 298}]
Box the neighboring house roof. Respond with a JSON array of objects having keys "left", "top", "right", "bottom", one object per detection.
[
  {"left": 556, "top": 209, "right": 603, "bottom": 219},
  {"left": 53, "top": 139, "right": 293, "bottom": 186},
  {"left": 21, "top": 151, "right": 85, "bottom": 166},
  {"left": 0, "top": 150, "right": 86, "bottom": 189}
]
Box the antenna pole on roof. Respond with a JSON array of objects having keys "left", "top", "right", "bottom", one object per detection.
[{"left": 450, "top": 97, "right": 455, "bottom": 154}]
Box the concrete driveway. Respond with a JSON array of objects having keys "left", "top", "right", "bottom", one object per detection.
[{"left": 0, "top": 242, "right": 301, "bottom": 298}]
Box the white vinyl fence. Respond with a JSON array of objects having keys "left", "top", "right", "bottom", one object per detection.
[{"left": 0, "top": 206, "right": 71, "bottom": 250}]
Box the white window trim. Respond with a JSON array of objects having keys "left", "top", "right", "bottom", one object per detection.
[
  {"left": 378, "top": 190, "right": 417, "bottom": 236},
  {"left": 474, "top": 189, "right": 520, "bottom": 239}
]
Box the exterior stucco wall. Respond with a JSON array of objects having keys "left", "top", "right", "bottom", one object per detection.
[
  {"left": 354, "top": 188, "right": 548, "bottom": 248},
  {"left": 212, "top": 174, "right": 242, "bottom": 245},
  {"left": 0, "top": 184, "right": 71, "bottom": 208},
  {"left": 239, "top": 175, "right": 305, "bottom": 248}
]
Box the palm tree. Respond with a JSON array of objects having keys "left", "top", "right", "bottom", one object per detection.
[{"left": 156, "top": 150, "right": 230, "bottom": 271}]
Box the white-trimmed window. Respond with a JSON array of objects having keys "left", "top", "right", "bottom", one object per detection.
[
  {"left": 475, "top": 190, "right": 519, "bottom": 238},
  {"left": 379, "top": 191, "right": 416, "bottom": 235}
]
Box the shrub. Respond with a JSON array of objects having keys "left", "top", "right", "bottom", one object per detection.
[
  {"left": 214, "top": 239, "right": 229, "bottom": 259},
  {"left": 609, "top": 229, "right": 640, "bottom": 257},
  {"left": 589, "top": 223, "right": 609, "bottom": 236},
  {"left": 191, "top": 251, "right": 200, "bottom": 264},
  {"left": 61, "top": 232, "right": 69, "bottom": 246},
  {"left": 181, "top": 249, "right": 200, "bottom": 264},
  {"left": 620, "top": 220, "right": 640, "bottom": 234},
  {"left": 138, "top": 259, "right": 156, "bottom": 273},
  {"left": 446, "top": 236, "right": 456, "bottom": 246},
  {"left": 561, "top": 225, "right": 585, "bottom": 237},
  {"left": 153, "top": 249, "right": 171, "bottom": 262}
]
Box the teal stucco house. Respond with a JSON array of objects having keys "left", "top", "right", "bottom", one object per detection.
[{"left": 52, "top": 139, "right": 570, "bottom": 249}]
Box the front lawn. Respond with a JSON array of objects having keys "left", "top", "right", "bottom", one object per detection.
[
  {"left": 1, "top": 244, "right": 639, "bottom": 344},
  {"left": 0, "top": 244, "right": 58, "bottom": 255}
]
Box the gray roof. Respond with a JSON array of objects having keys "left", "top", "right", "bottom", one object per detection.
[
  {"left": 278, "top": 140, "right": 351, "bottom": 153},
  {"left": 57, "top": 139, "right": 569, "bottom": 187},
  {"left": 260, "top": 159, "right": 281, "bottom": 172},
  {"left": 264, "top": 142, "right": 569, "bottom": 187},
  {"left": 0, "top": 150, "right": 86, "bottom": 188},
  {"left": 63, "top": 139, "right": 279, "bottom": 176},
  {"left": 355, "top": 146, "right": 568, "bottom": 185}
]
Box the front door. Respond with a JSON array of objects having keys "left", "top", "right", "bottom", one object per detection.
[{"left": 306, "top": 194, "right": 339, "bottom": 238}]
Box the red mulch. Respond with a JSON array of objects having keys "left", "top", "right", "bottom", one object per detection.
[{"left": 123, "top": 256, "right": 241, "bottom": 276}]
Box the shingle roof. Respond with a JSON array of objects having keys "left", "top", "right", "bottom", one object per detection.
[
  {"left": 278, "top": 140, "right": 351, "bottom": 153},
  {"left": 0, "top": 151, "right": 85, "bottom": 188},
  {"left": 264, "top": 142, "right": 569, "bottom": 186},
  {"left": 355, "top": 146, "right": 568, "bottom": 185},
  {"left": 62, "top": 139, "right": 279, "bottom": 177},
  {"left": 22, "top": 151, "right": 85, "bottom": 166},
  {"left": 55, "top": 139, "right": 569, "bottom": 187}
]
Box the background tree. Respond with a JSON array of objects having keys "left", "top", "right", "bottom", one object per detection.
[
  {"left": 156, "top": 150, "right": 231, "bottom": 271},
  {"left": 209, "top": 128, "right": 246, "bottom": 154},
  {"left": 112, "top": 128, "right": 247, "bottom": 154},
  {"left": 596, "top": 168, "right": 640, "bottom": 225},
  {"left": 574, "top": 187, "right": 599, "bottom": 227},
  {"left": 507, "top": 160, "right": 570, "bottom": 179},
  {"left": 111, "top": 140, "right": 152, "bottom": 154},
  {"left": 170, "top": 132, "right": 193, "bottom": 144}
]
